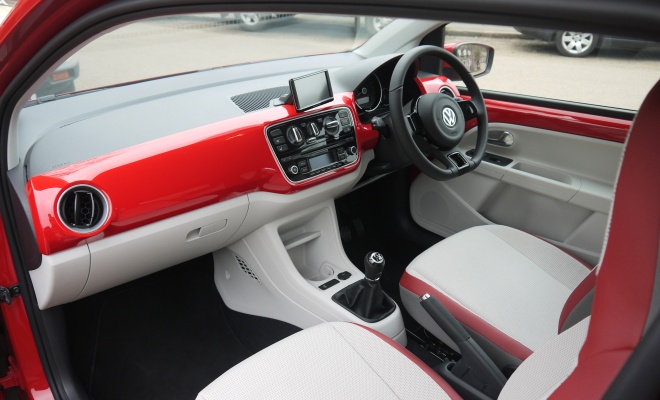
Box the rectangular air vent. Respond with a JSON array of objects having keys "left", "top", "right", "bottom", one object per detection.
[{"left": 230, "top": 86, "right": 290, "bottom": 113}]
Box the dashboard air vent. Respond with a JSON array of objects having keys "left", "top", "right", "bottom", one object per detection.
[
  {"left": 439, "top": 87, "right": 457, "bottom": 98},
  {"left": 230, "top": 86, "right": 290, "bottom": 113},
  {"left": 58, "top": 185, "right": 109, "bottom": 233}
]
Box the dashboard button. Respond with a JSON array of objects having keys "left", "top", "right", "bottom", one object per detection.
[
  {"left": 273, "top": 136, "right": 286, "bottom": 145},
  {"left": 289, "top": 165, "right": 299, "bottom": 175},
  {"left": 300, "top": 166, "right": 309, "bottom": 173},
  {"left": 340, "top": 117, "right": 349, "bottom": 125},
  {"left": 276, "top": 144, "right": 289, "bottom": 152},
  {"left": 297, "top": 160, "right": 307, "bottom": 168},
  {"left": 337, "top": 271, "right": 351, "bottom": 280},
  {"left": 269, "top": 128, "right": 283, "bottom": 138},
  {"left": 318, "top": 279, "right": 339, "bottom": 290},
  {"left": 338, "top": 110, "right": 349, "bottom": 118}
]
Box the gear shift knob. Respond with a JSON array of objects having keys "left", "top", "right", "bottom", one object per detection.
[
  {"left": 364, "top": 252, "right": 385, "bottom": 282},
  {"left": 332, "top": 251, "right": 394, "bottom": 321}
]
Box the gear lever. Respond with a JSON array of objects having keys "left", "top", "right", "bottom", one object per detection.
[
  {"left": 332, "top": 251, "right": 396, "bottom": 322},
  {"left": 364, "top": 252, "right": 385, "bottom": 282}
]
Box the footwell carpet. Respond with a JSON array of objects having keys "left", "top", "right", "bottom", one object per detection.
[{"left": 66, "top": 255, "right": 298, "bottom": 400}]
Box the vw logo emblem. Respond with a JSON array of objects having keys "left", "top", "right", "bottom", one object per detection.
[{"left": 442, "top": 107, "right": 457, "bottom": 127}]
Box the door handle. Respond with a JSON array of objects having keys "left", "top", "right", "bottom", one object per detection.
[{"left": 487, "top": 131, "right": 514, "bottom": 147}]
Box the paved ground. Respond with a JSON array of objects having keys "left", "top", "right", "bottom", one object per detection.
[{"left": 70, "top": 15, "right": 660, "bottom": 110}]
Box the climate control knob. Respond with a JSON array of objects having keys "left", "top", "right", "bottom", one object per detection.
[
  {"left": 307, "top": 122, "right": 321, "bottom": 138},
  {"left": 323, "top": 116, "right": 340, "bottom": 136},
  {"left": 286, "top": 126, "right": 304, "bottom": 146}
]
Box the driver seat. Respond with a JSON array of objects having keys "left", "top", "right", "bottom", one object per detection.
[{"left": 400, "top": 224, "right": 594, "bottom": 367}]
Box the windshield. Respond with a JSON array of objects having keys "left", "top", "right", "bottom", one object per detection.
[
  {"left": 34, "top": 13, "right": 393, "bottom": 98},
  {"left": 27, "top": 13, "right": 660, "bottom": 111}
]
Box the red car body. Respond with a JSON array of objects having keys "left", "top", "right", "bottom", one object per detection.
[{"left": 0, "top": 1, "right": 658, "bottom": 399}]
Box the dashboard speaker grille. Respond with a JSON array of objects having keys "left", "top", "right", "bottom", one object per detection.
[
  {"left": 235, "top": 255, "right": 261, "bottom": 284},
  {"left": 58, "top": 185, "right": 109, "bottom": 233},
  {"left": 230, "top": 86, "right": 289, "bottom": 113}
]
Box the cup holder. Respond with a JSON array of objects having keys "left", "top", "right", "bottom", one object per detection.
[{"left": 305, "top": 262, "right": 335, "bottom": 281}]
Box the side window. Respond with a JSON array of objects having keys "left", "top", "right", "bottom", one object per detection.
[{"left": 445, "top": 23, "right": 660, "bottom": 110}]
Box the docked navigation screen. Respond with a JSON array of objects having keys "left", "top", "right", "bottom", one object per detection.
[{"left": 290, "top": 70, "right": 333, "bottom": 112}]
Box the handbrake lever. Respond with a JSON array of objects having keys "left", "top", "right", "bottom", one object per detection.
[{"left": 420, "top": 294, "right": 506, "bottom": 400}]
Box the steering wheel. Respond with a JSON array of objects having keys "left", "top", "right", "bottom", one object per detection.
[{"left": 389, "top": 45, "right": 488, "bottom": 181}]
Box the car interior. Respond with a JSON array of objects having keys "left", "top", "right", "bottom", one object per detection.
[{"left": 0, "top": 1, "right": 658, "bottom": 399}]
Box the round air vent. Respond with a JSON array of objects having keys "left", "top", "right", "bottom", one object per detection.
[
  {"left": 439, "top": 87, "right": 456, "bottom": 97},
  {"left": 57, "top": 185, "right": 109, "bottom": 233}
]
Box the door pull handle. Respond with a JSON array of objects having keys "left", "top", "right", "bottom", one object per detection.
[{"left": 487, "top": 131, "right": 514, "bottom": 147}]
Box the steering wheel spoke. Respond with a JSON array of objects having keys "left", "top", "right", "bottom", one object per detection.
[
  {"left": 411, "top": 132, "right": 433, "bottom": 154},
  {"left": 406, "top": 112, "right": 422, "bottom": 135},
  {"left": 403, "top": 98, "right": 423, "bottom": 135},
  {"left": 434, "top": 149, "right": 466, "bottom": 175},
  {"left": 456, "top": 99, "right": 479, "bottom": 121}
]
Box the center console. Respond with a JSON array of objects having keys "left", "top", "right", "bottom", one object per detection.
[
  {"left": 266, "top": 107, "right": 358, "bottom": 183},
  {"left": 213, "top": 71, "right": 403, "bottom": 342},
  {"left": 212, "top": 198, "right": 407, "bottom": 345}
]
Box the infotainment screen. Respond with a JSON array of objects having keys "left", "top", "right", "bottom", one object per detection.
[
  {"left": 309, "top": 152, "right": 334, "bottom": 171},
  {"left": 289, "top": 70, "right": 333, "bottom": 112}
]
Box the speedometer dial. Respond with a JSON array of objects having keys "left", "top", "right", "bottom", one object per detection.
[{"left": 355, "top": 74, "right": 383, "bottom": 112}]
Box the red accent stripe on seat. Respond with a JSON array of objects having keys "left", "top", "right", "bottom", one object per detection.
[
  {"left": 557, "top": 268, "right": 597, "bottom": 333},
  {"left": 353, "top": 324, "right": 462, "bottom": 399},
  {"left": 400, "top": 272, "right": 533, "bottom": 361}
]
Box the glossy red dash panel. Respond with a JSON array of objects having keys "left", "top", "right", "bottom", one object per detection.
[
  {"left": 27, "top": 93, "right": 378, "bottom": 255},
  {"left": 470, "top": 96, "right": 629, "bottom": 143},
  {"left": 417, "top": 76, "right": 460, "bottom": 96}
]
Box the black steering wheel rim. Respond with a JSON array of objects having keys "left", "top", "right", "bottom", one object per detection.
[{"left": 389, "top": 45, "right": 488, "bottom": 181}]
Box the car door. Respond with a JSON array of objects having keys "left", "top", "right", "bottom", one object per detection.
[{"left": 409, "top": 23, "right": 656, "bottom": 266}]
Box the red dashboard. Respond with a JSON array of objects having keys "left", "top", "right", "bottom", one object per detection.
[
  {"left": 26, "top": 77, "right": 629, "bottom": 256},
  {"left": 27, "top": 93, "right": 379, "bottom": 255}
]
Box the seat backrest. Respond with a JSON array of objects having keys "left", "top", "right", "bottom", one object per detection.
[{"left": 549, "top": 79, "right": 660, "bottom": 398}]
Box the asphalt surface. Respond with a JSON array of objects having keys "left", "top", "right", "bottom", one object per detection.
[{"left": 71, "top": 15, "right": 660, "bottom": 110}]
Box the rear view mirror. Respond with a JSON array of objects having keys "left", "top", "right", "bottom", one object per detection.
[{"left": 442, "top": 42, "right": 495, "bottom": 80}]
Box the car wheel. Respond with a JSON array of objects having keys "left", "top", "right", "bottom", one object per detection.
[
  {"left": 554, "top": 31, "right": 599, "bottom": 57},
  {"left": 364, "top": 17, "right": 394, "bottom": 35},
  {"left": 239, "top": 13, "right": 264, "bottom": 31}
]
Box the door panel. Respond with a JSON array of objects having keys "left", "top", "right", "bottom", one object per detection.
[{"left": 410, "top": 122, "right": 624, "bottom": 266}]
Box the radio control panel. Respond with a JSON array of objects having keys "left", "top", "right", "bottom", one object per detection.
[{"left": 266, "top": 107, "right": 358, "bottom": 182}]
